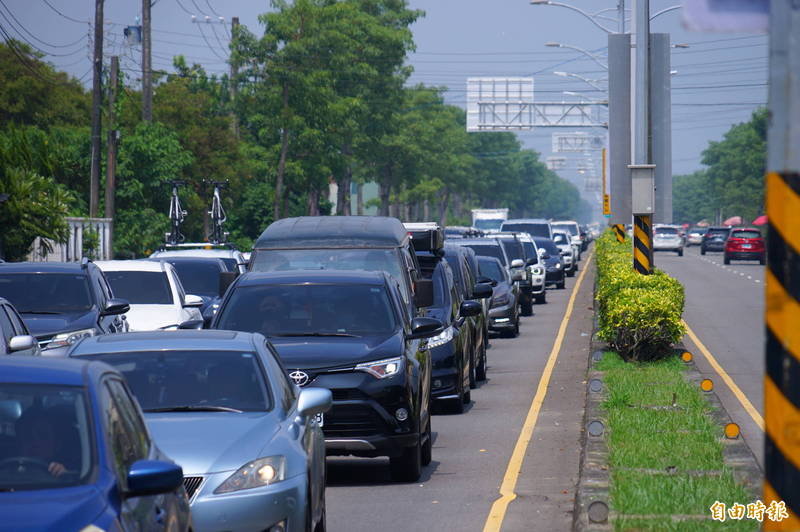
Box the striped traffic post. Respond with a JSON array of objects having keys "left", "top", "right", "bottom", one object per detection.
[
  {"left": 613, "top": 224, "right": 626, "bottom": 243},
  {"left": 633, "top": 215, "right": 653, "bottom": 275}
]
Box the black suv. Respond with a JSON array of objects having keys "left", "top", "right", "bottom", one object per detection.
[
  {"left": 212, "top": 270, "right": 443, "bottom": 482},
  {"left": 0, "top": 260, "right": 130, "bottom": 356},
  {"left": 701, "top": 227, "right": 732, "bottom": 254}
]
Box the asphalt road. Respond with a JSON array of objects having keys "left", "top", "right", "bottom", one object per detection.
[
  {"left": 655, "top": 245, "right": 765, "bottom": 467},
  {"left": 325, "top": 261, "right": 595, "bottom": 532}
]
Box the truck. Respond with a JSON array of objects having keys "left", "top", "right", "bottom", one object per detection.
[{"left": 471, "top": 208, "right": 509, "bottom": 233}]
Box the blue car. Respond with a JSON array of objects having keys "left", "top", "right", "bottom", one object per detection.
[
  {"left": 0, "top": 356, "right": 190, "bottom": 531},
  {"left": 69, "top": 330, "right": 332, "bottom": 532}
]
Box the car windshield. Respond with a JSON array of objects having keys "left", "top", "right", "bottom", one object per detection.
[
  {"left": 553, "top": 233, "right": 569, "bottom": 245},
  {"left": 521, "top": 241, "right": 538, "bottom": 265},
  {"left": 689, "top": 227, "right": 706, "bottom": 234},
  {"left": 501, "top": 223, "right": 550, "bottom": 238},
  {"left": 731, "top": 230, "right": 761, "bottom": 239},
  {"left": 552, "top": 223, "right": 578, "bottom": 236},
  {"left": 707, "top": 229, "right": 730, "bottom": 237},
  {"left": 500, "top": 240, "right": 524, "bottom": 262},
  {"left": 163, "top": 260, "right": 221, "bottom": 298},
  {"left": 535, "top": 239, "right": 560, "bottom": 255},
  {"left": 656, "top": 227, "right": 679, "bottom": 235},
  {"left": 0, "top": 274, "right": 92, "bottom": 313},
  {"left": 0, "top": 384, "right": 93, "bottom": 491},
  {"left": 473, "top": 219, "right": 503, "bottom": 231},
  {"left": 103, "top": 271, "right": 173, "bottom": 305},
  {"left": 463, "top": 244, "right": 506, "bottom": 266},
  {"left": 84, "top": 350, "right": 271, "bottom": 412},
  {"left": 478, "top": 258, "right": 505, "bottom": 283},
  {"left": 216, "top": 284, "right": 398, "bottom": 337}
]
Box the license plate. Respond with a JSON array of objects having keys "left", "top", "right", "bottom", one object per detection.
[
  {"left": 314, "top": 413, "right": 324, "bottom": 427},
  {"left": 742, "top": 244, "right": 752, "bottom": 249}
]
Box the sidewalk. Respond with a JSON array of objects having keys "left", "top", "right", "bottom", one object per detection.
[{"left": 500, "top": 262, "right": 596, "bottom": 531}]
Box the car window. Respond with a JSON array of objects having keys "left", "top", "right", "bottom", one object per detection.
[
  {"left": 0, "top": 274, "right": 93, "bottom": 313},
  {"left": 165, "top": 260, "right": 223, "bottom": 299},
  {"left": 501, "top": 223, "right": 550, "bottom": 238},
  {"left": 104, "top": 271, "right": 174, "bottom": 305},
  {"left": 655, "top": 227, "right": 679, "bottom": 235},
  {"left": 216, "top": 284, "right": 398, "bottom": 337},
  {"left": 99, "top": 380, "right": 139, "bottom": 486},
  {"left": 0, "top": 306, "right": 15, "bottom": 346},
  {"left": 86, "top": 350, "right": 272, "bottom": 413},
  {"left": 553, "top": 233, "right": 569, "bottom": 245},
  {"left": 106, "top": 379, "right": 149, "bottom": 460},
  {"left": 94, "top": 272, "right": 113, "bottom": 306},
  {"left": 478, "top": 258, "right": 505, "bottom": 284},
  {"left": 535, "top": 239, "right": 560, "bottom": 255},
  {"left": 4, "top": 305, "right": 28, "bottom": 336},
  {"left": 261, "top": 343, "right": 297, "bottom": 413},
  {"left": 500, "top": 240, "right": 524, "bottom": 262},
  {"left": 463, "top": 244, "right": 507, "bottom": 266},
  {"left": 731, "top": 230, "right": 761, "bottom": 239},
  {"left": 521, "top": 241, "right": 538, "bottom": 264}
]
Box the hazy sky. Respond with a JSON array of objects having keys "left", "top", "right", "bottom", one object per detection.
[{"left": 2, "top": 0, "right": 768, "bottom": 204}]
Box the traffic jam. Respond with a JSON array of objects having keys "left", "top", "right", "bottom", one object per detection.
[{"left": 0, "top": 215, "right": 593, "bottom": 532}]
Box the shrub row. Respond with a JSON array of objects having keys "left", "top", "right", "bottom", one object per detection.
[{"left": 595, "top": 230, "right": 685, "bottom": 361}]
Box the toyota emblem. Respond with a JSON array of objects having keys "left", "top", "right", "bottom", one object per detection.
[{"left": 289, "top": 370, "right": 310, "bottom": 387}]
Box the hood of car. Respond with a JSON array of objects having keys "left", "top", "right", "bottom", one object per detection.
[
  {"left": 125, "top": 304, "right": 180, "bottom": 330},
  {"left": 145, "top": 412, "right": 279, "bottom": 475},
  {"left": 270, "top": 333, "right": 404, "bottom": 369},
  {"left": 22, "top": 310, "right": 97, "bottom": 338},
  {"left": 492, "top": 281, "right": 513, "bottom": 298},
  {"left": 542, "top": 255, "right": 561, "bottom": 268},
  {"left": 424, "top": 305, "right": 451, "bottom": 325},
  {"left": 0, "top": 485, "right": 107, "bottom": 531}
]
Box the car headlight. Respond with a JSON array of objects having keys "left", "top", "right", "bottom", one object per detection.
[
  {"left": 355, "top": 357, "right": 403, "bottom": 379},
  {"left": 426, "top": 326, "right": 455, "bottom": 349},
  {"left": 215, "top": 455, "right": 286, "bottom": 494},
  {"left": 531, "top": 265, "right": 544, "bottom": 275},
  {"left": 492, "top": 293, "right": 510, "bottom": 307},
  {"left": 555, "top": 262, "right": 562, "bottom": 269},
  {"left": 46, "top": 328, "right": 96, "bottom": 350}
]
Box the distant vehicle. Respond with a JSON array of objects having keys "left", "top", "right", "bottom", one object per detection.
[
  {"left": 250, "top": 216, "right": 433, "bottom": 317},
  {"left": 532, "top": 237, "right": 566, "bottom": 289},
  {"left": 551, "top": 221, "right": 585, "bottom": 252},
  {"left": 724, "top": 228, "right": 765, "bottom": 265},
  {"left": 471, "top": 208, "right": 509, "bottom": 233},
  {"left": 148, "top": 256, "right": 233, "bottom": 324},
  {"left": 0, "top": 297, "right": 40, "bottom": 356},
  {"left": 493, "top": 233, "right": 535, "bottom": 316},
  {"left": 96, "top": 260, "right": 203, "bottom": 331},
  {"left": 514, "top": 233, "right": 547, "bottom": 304},
  {"left": 501, "top": 218, "right": 553, "bottom": 240},
  {"left": 0, "top": 260, "right": 130, "bottom": 356},
  {"left": 0, "top": 356, "right": 190, "bottom": 531},
  {"left": 701, "top": 227, "right": 731, "bottom": 255},
  {"left": 69, "top": 330, "right": 329, "bottom": 532},
  {"left": 653, "top": 225, "right": 685, "bottom": 256},
  {"left": 444, "top": 226, "right": 484, "bottom": 238},
  {"left": 211, "top": 270, "right": 442, "bottom": 482},
  {"left": 686, "top": 226, "right": 708, "bottom": 246},
  {"left": 551, "top": 230, "right": 577, "bottom": 276},
  {"left": 150, "top": 243, "right": 248, "bottom": 274},
  {"left": 478, "top": 256, "right": 520, "bottom": 337}
]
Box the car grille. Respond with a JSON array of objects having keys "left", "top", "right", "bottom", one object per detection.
[
  {"left": 331, "top": 388, "right": 370, "bottom": 401},
  {"left": 323, "top": 404, "right": 386, "bottom": 438},
  {"left": 183, "top": 476, "right": 204, "bottom": 500}
]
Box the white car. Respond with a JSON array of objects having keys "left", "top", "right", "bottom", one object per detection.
[
  {"left": 552, "top": 220, "right": 584, "bottom": 254},
  {"left": 150, "top": 244, "right": 248, "bottom": 274},
  {"left": 551, "top": 230, "right": 578, "bottom": 277},
  {"left": 95, "top": 260, "right": 204, "bottom": 331},
  {"left": 652, "top": 225, "right": 685, "bottom": 256}
]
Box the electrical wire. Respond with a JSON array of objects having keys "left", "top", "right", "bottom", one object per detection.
[
  {"left": 41, "top": 0, "right": 87, "bottom": 24},
  {"left": 0, "top": 0, "right": 86, "bottom": 52}
]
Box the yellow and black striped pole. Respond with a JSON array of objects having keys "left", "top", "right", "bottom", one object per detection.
[
  {"left": 633, "top": 215, "right": 652, "bottom": 275},
  {"left": 764, "top": 171, "right": 800, "bottom": 529},
  {"left": 613, "top": 224, "right": 626, "bottom": 243}
]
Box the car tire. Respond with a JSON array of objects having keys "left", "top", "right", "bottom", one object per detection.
[
  {"left": 421, "top": 416, "right": 432, "bottom": 467},
  {"left": 520, "top": 297, "right": 534, "bottom": 316},
  {"left": 312, "top": 486, "right": 326, "bottom": 532},
  {"left": 701, "top": 247, "right": 706, "bottom": 255},
  {"left": 535, "top": 293, "right": 546, "bottom": 304},
  {"left": 451, "top": 376, "right": 466, "bottom": 414},
  {"left": 567, "top": 268, "right": 575, "bottom": 277},
  {"left": 724, "top": 256, "right": 730, "bottom": 265},
  {"left": 677, "top": 248, "right": 683, "bottom": 257},
  {"left": 475, "top": 339, "right": 487, "bottom": 381},
  {"left": 390, "top": 434, "right": 422, "bottom": 482},
  {"left": 463, "top": 386, "right": 471, "bottom": 404},
  {"left": 556, "top": 278, "right": 566, "bottom": 290}
]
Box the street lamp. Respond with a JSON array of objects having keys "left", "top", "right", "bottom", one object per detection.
[
  {"left": 554, "top": 71, "right": 607, "bottom": 91},
  {"left": 530, "top": 0, "right": 616, "bottom": 33},
  {"left": 545, "top": 42, "right": 608, "bottom": 70}
]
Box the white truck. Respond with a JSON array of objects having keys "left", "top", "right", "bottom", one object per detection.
[{"left": 471, "top": 208, "right": 509, "bottom": 233}]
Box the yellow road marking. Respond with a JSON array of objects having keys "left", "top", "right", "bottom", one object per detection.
[
  {"left": 482, "top": 249, "right": 594, "bottom": 532},
  {"left": 683, "top": 320, "right": 765, "bottom": 431}
]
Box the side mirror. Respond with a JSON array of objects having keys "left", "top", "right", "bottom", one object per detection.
[
  {"left": 510, "top": 259, "right": 524, "bottom": 269},
  {"left": 472, "top": 283, "right": 494, "bottom": 299},
  {"left": 525, "top": 258, "right": 537, "bottom": 266},
  {"left": 183, "top": 294, "right": 204, "bottom": 308},
  {"left": 542, "top": 253, "right": 551, "bottom": 260},
  {"left": 101, "top": 298, "right": 130, "bottom": 316},
  {"left": 8, "top": 335, "right": 36, "bottom": 353},
  {"left": 219, "top": 271, "right": 238, "bottom": 297},
  {"left": 178, "top": 319, "right": 204, "bottom": 330},
  {"left": 409, "top": 316, "right": 444, "bottom": 339},
  {"left": 413, "top": 278, "right": 434, "bottom": 308},
  {"left": 126, "top": 459, "right": 183, "bottom": 498},
  {"left": 297, "top": 387, "right": 332, "bottom": 418},
  {"left": 460, "top": 300, "right": 482, "bottom": 317}
]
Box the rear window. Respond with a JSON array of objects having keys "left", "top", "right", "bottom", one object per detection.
[
  {"left": 104, "top": 271, "right": 173, "bottom": 305},
  {"left": 500, "top": 240, "right": 524, "bottom": 262},
  {"left": 501, "top": 223, "right": 551, "bottom": 238},
  {"left": 655, "top": 227, "right": 679, "bottom": 235},
  {"left": 707, "top": 229, "right": 730, "bottom": 236},
  {"left": 731, "top": 230, "right": 761, "bottom": 239},
  {"left": 462, "top": 244, "right": 507, "bottom": 266}
]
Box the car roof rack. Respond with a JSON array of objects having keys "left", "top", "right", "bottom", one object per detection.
[{"left": 157, "top": 242, "right": 239, "bottom": 252}]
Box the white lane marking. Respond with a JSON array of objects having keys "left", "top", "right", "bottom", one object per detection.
[
  {"left": 748, "top": 276, "right": 752, "bottom": 280},
  {"left": 756, "top": 279, "right": 761, "bottom": 283}
]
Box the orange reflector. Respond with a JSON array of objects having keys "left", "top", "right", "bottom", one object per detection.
[
  {"left": 724, "top": 423, "right": 740, "bottom": 439},
  {"left": 701, "top": 379, "right": 714, "bottom": 392},
  {"left": 204, "top": 245, "right": 212, "bottom": 250},
  {"left": 681, "top": 351, "right": 693, "bottom": 363}
]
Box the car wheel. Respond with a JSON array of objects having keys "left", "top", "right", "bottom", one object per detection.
[
  {"left": 724, "top": 256, "right": 730, "bottom": 265},
  {"left": 567, "top": 268, "right": 575, "bottom": 277},
  {"left": 535, "top": 292, "right": 546, "bottom": 304},
  {"left": 520, "top": 297, "right": 534, "bottom": 316},
  {"left": 556, "top": 278, "right": 566, "bottom": 289},
  {"left": 312, "top": 485, "right": 326, "bottom": 532},
  {"left": 390, "top": 430, "right": 422, "bottom": 482},
  {"left": 421, "top": 416, "right": 432, "bottom": 466},
  {"left": 677, "top": 248, "right": 683, "bottom": 257},
  {"left": 475, "top": 339, "right": 487, "bottom": 381},
  {"left": 451, "top": 374, "right": 466, "bottom": 414},
  {"left": 701, "top": 247, "right": 706, "bottom": 255}
]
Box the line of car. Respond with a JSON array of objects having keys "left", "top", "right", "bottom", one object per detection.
[
  {"left": 0, "top": 215, "right": 592, "bottom": 532},
  {"left": 645, "top": 224, "right": 766, "bottom": 264}
]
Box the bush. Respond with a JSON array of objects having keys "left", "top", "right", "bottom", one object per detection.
[{"left": 595, "top": 231, "right": 685, "bottom": 361}]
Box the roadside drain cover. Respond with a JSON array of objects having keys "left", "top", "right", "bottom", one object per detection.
[
  {"left": 589, "top": 379, "right": 603, "bottom": 392},
  {"left": 587, "top": 420, "right": 605, "bottom": 437},
  {"left": 588, "top": 501, "right": 609, "bottom": 523}
]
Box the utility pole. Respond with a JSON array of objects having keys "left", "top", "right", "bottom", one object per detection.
[
  {"left": 618, "top": 0, "right": 625, "bottom": 33},
  {"left": 230, "top": 16, "right": 239, "bottom": 138},
  {"left": 608, "top": 33, "right": 631, "bottom": 227},
  {"left": 105, "top": 56, "right": 119, "bottom": 255},
  {"left": 631, "top": 0, "right": 654, "bottom": 275},
  {"left": 142, "top": 0, "right": 152, "bottom": 121},
  {"left": 89, "top": 0, "right": 104, "bottom": 219},
  {"left": 764, "top": 0, "right": 800, "bottom": 526}
]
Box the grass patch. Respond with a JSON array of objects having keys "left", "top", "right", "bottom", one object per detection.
[{"left": 598, "top": 351, "right": 757, "bottom": 531}]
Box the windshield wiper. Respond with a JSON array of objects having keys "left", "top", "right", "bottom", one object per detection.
[
  {"left": 18, "top": 310, "right": 61, "bottom": 315},
  {"left": 144, "top": 405, "right": 243, "bottom": 413},
  {"left": 270, "top": 332, "right": 359, "bottom": 338}
]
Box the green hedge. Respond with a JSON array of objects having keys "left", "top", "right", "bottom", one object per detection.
[{"left": 595, "top": 230, "right": 685, "bottom": 361}]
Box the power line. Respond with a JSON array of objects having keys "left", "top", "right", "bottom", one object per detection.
[
  {"left": 0, "top": 0, "right": 86, "bottom": 52},
  {"left": 41, "top": 0, "right": 88, "bottom": 24}
]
